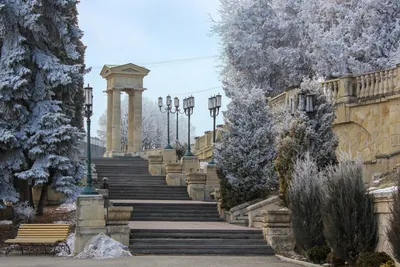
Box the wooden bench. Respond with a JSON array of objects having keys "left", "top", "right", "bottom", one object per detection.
[{"left": 5, "top": 224, "right": 70, "bottom": 255}]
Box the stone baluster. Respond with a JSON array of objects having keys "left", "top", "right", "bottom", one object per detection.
[
  {"left": 332, "top": 82, "right": 337, "bottom": 101},
  {"left": 384, "top": 70, "right": 389, "bottom": 94},
  {"left": 366, "top": 74, "right": 372, "bottom": 97},
  {"left": 361, "top": 75, "right": 366, "bottom": 98},
  {"left": 379, "top": 71, "right": 384, "bottom": 95},
  {"left": 356, "top": 76, "right": 361, "bottom": 98},
  {"left": 374, "top": 72, "right": 380, "bottom": 96},
  {"left": 388, "top": 69, "right": 394, "bottom": 93}
]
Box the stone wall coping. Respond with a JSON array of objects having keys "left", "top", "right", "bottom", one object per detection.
[
  {"left": 187, "top": 173, "right": 207, "bottom": 183},
  {"left": 262, "top": 209, "right": 290, "bottom": 216},
  {"left": 148, "top": 155, "right": 163, "bottom": 163},
  {"left": 229, "top": 201, "right": 253, "bottom": 213},
  {"left": 247, "top": 195, "right": 280, "bottom": 211}
]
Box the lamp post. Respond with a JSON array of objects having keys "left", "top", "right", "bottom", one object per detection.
[
  {"left": 208, "top": 94, "right": 222, "bottom": 165},
  {"left": 158, "top": 95, "right": 174, "bottom": 149},
  {"left": 290, "top": 92, "right": 315, "bottom": 115},
  {"left": 173, "top": 97, "right": 185, "bottom": 141},
  {"left": 183, "top": 96, "right": 195, "bottom": 156},
  {"left": 81, "top": 84, "right": 98, "bottom": 195}
]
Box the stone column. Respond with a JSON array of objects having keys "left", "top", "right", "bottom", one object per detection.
[
  {"left": 205, "top": 164, "right": 220, "bottom": 201},
  {"left": 181, "top": 155, "right": 199, "bottom": 175},
  {"left": 74, "top": 195, "right": 106, "bottom": 254},
  {"left": 133, "top": 90, "right": 144, "bottom": 152},
  {"left": 165, "top": 163, "right": 184, "bottom": 186},
  {"left": 127, "top": 92, "right": 135, "bottom": 154},
  {"left": 111, "top": 90, "right": 121, "bottom": 153},
  {"left": 105, "top": 90, "right": 113, "bottom": 156}
]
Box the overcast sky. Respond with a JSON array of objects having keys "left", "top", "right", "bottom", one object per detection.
[{"left": 78, "top": 0, "right": 226, "bottom": 140}]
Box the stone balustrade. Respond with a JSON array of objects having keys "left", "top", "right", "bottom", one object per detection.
[
  {"left": 356, "top": 67, "right": 399, "bottom": 99},
  {"left": 322, "top": 65, "right": 400, "bottom": 103}
]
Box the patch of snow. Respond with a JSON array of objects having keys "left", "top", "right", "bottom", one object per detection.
[
  {"left": 54, "top": 221, "right": 70, "bottom": 225},
  {"left": 57, "top": 233, "right": 75, "bottom": 257},
  {"left": 56, "top": 203, "right": 76, "bottom": 212},
  {"left": 75, "top": 233, "right": 132, "bottom": 259},
  {"left": 373, "top": 179, "right": 382, "bottom": 184},
  {"left": 370, "top": 186, "right": 398, "bottom": 194},
  {"left": 0, "top": 220, "right": 12, "bottom": 225},
  {"left": 368, "top": 187, "right": 378, "bottom": 191}
]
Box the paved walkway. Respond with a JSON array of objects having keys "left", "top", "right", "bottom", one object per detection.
[{"left": 0, "top": 255, "right": 302, "bottom": 267}]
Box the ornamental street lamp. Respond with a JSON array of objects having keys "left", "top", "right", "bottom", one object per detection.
[
  {"left": 183, "top": 96, "right": 195, "bottom": 156},
  {"left": 81, "top": 84, "right": 98, "bottom": 195},
  {"left": 290, "top": 92, "right": 315, "bottom": 115},
  {"left": 173, "top": 97, "right": 185, "bottom": 141},
  {"left": 158, "top": 95, "right": 174, "bottom": 149},
  {"left": 208, "top": 94, "right": 222, "bottom": 165}
]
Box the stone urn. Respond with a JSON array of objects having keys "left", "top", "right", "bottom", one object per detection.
[{"left": 106, "top": 206, "right": 133, "bottom": 225}]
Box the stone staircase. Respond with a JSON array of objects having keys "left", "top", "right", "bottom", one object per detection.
[
  {"left": 92, "top": 157, "right": 274, "bottom": 256},
  {"left": 93, "top": 157, "right": 190, "bottom": 200},
  {"left": 129, "top": 229, "right": 274, "bottom": 255}
]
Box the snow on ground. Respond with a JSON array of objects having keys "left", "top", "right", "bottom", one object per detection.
[
  {"left": 57, "top": 233, "right": 75, "bottom": 257},
  {"left": 0, "top": 220, "right": 12, "bottom": 225},
  {"left": 369, "top": 186, "right": 398, "bottom": 194},
  {"left": 75, "top": 233, "right": 132, "bottom": 259},
  {"left": 56, "top": 203, "right": 76, "bottom": 212}
]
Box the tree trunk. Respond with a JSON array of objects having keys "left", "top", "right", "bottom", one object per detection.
[
  {"left": 36, "top": 184, "right": 48, "bottom": 216},
  {"left": 28, "top": 184, "right": 35, "bottom": 210}
]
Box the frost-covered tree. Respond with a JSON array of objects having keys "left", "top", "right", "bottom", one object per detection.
[
  {"left": 321, "top": 160, "right": 377, "bottom": 265},
  {"left": 97, "top": 96, "right": 196, "bottom": 150},
  {"left": 214, "top": 87, "right": 277, "bottom": 209},
  {"left": 214, "top": 0, "right": 400, "bottom": 96},
  {"left": 288, "top": 153, "right": 325, "bottom": 254},
  {"left": 213, "top": 0, "right": 311, "bottom": 97},
  {"left": 305, "top": 0, "right": 400, "bottom": 77},
  {"left": 275, "top": 78, "right": 338, "bottom": 205},
  {"left": 0, "top": 0, "right": 85, "bottom": 213}
]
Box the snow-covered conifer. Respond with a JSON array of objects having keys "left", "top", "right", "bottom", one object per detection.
[
  {"left": 0, "top": 0, "right": 85, "bottom": 210},
  {"left": 214, "top": 87, "right": 277, "bottom": 208}
]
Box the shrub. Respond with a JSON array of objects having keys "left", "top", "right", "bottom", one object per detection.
[
  {"left": 306, "top": 245, "right": 331, "bottom": 264},
  {"left": 356, "top": 252, "right": 394, "bottom": 267},
  {"left": 321, "top": 160, "right": 378, "bottom": 265},
  {"left": 380, "top": 260, "right": 396, "bottom": 267},
  {"left": 288, "top": 153, "right": 325, "bottom": 253},
  {"left": 326, "top": 251, "right": 346, "bottom": 267},
  {"left": 386, "top": 175, "right": 400, "bottom": 262}
]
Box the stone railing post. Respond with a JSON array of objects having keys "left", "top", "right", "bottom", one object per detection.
[
  {"left": 74, "top": 195, "right": 106, "bottom": 254},
  {"left": 165, "top": 162, "right": 185, "bottom": 186},
  {"left": 186, "top": 172, "right": 207, "bottom": 201},
  {"left": 163, "top": 148, "right": 177, "bottom": 165},
  {"left": 106, "top": 205, "right": 133, "bottom": 246},
  {"left": 205, "top": 164, "right": 220, "bottom": 201},
  {"left": 181, "top": 155, "right": 199, "bottom": 176},
  {"left": 262, "top": 209, "right": 295, "bottom": 254},
  {"left": 148, "top": 155, "right": 163, "bottom": 176},
  {"left": 338, "top": 75, "right": 357, "bottom": 103}
]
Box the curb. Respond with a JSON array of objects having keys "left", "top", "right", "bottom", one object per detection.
[{"left": 276, "top": 255, "right": 323, "bottom": 267}]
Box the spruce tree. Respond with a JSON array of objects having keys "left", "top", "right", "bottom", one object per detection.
[
  {"left": 214, "top": 87, "right": 277, "bottom": 209},
  {"left": 0, "top": 0, "right": 85, "bottom": 212}
]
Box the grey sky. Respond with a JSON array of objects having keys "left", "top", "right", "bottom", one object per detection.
[{"left": 78, "top": 0, "right": 226, "bottom": 140}]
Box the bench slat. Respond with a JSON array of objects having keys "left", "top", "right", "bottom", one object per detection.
[{"left": 6, "top": 224, "right": 70, "bottom": 246}]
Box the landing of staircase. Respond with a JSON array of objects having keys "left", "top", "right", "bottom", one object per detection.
[{"left": 128, "top": 221, "right": 259, "bottom": 230}]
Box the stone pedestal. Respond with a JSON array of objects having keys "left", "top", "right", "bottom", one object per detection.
[
  {"left": 74, "top": 195, "right": 106, "bottom": 254},
  {"left": 262, "top": 210, "right": 295, "bottom": 253},
  {"left": 181, "top": 156, "right": 199, "bottom": 175},
  {"left": 163, "top": 149, "right": 177, "bottom": 164},
  {"left": 165, "top": 163, "right": 185, "bottom": 186},
  {"left": 148, "top": 155, "right": 163, "bottom": 176},
  {"left": 186, "top": 173, "right": 207, "bottom": 201},
  {"left": 205, "top": 165, "right": 220, "bottom": 201},
  {"left": 106, "top": 206, "right": 133, "bottom": 246}
]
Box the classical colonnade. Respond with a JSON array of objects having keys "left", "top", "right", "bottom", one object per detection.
[{"left": 100, "top": 63, "right": 150, "bottom": 157}]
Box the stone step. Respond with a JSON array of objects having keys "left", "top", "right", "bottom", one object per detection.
[
  {"left": 229, "top": 220, "right": 248, "bottom": 227},
  {"left": 131, "top": 238, "right": 267, "bottom": 245},
  {"left": 131, "top": 230, "right": 263, "bottom": 239},
  {"left": 130, "top": 217, "right": 223, "bottom": 222},
  {"left": 109, "top": 196, "right": 191, "bottom": 200},
  {"left": 129, "top": 246, "right": 274, "bottom": 255}
]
